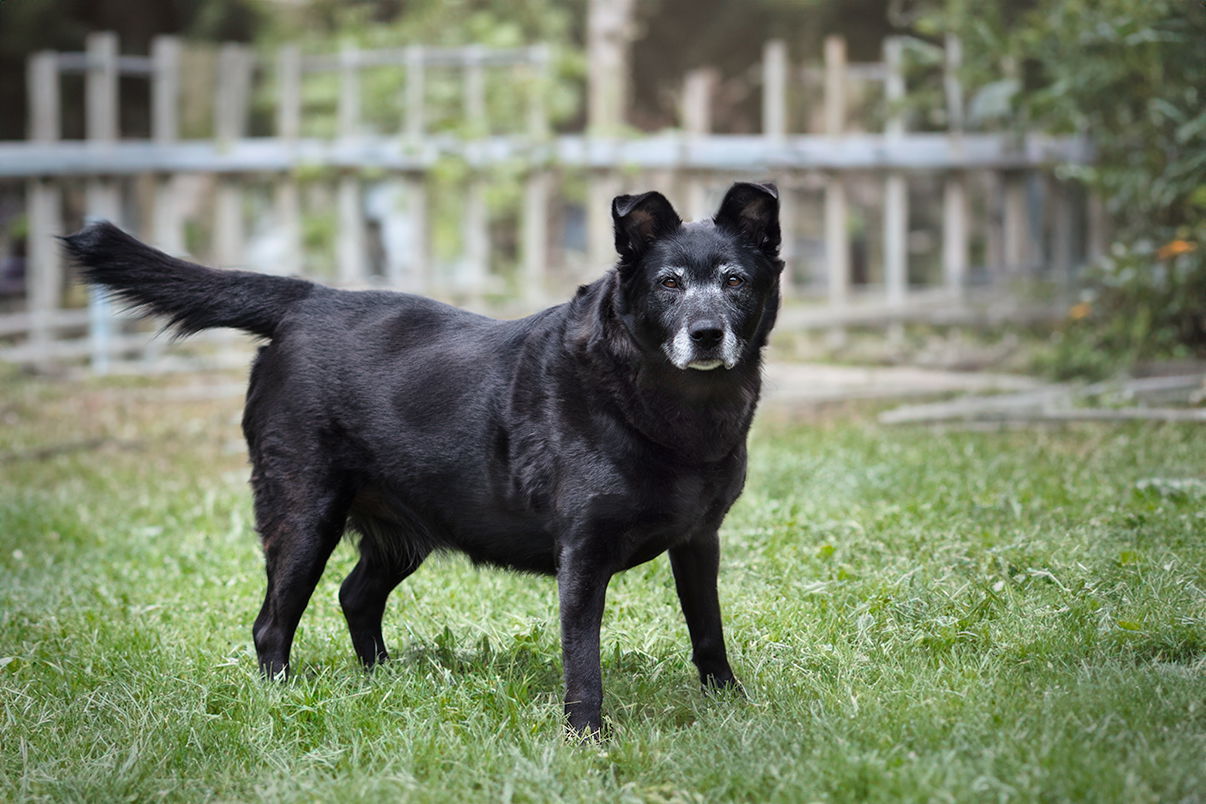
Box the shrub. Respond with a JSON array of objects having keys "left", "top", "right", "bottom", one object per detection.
[{"left": 920, "top": 0, "right": 1206, "bottom": 376}]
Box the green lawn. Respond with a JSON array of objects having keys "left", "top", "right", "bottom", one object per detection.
[{"left": 1, "top": 373, "right": 1203, "bottom": 802}]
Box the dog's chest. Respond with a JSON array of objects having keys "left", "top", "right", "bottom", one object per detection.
[{"left": 608, "top": 464, "right": 740, "bottom": 569}]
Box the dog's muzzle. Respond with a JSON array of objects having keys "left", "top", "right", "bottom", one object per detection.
[{"left": 664, "top": 321, "right": 741, "bottom": 371}]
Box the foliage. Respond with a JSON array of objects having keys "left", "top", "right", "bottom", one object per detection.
[
  {"left": 2, "top": 375, "right": 1204, "bottom": 800},
  {"left": 1033, "top": 238, "right": 1205, "bottom": 379},
  {"left": 920, "top": 0, "right": 1205, "bottom": 235},
  {"left": 258, "top": 0, "right": 584, "bottom": 137},
  {"left": 919, "top": 0, "right": 1206, "bottom": 375}
]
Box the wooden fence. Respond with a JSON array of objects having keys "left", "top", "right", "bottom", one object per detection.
[{"left": 0, "top": 31, "right": 1098, "bottom": 372}]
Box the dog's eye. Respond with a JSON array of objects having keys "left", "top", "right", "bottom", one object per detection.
[
  {"left": 725, "top": 275, "right": 744, "bottom": 288},
  {"left": 661, "top": 277, "right": 680, "bottom": 289}
]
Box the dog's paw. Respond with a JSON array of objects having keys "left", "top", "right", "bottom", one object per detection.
[
  {"left": 564, "top": 720, "right": 606, "bottom": 745},
  {"left": 563, "top": 699, "right": 605, "bottom": 743}
]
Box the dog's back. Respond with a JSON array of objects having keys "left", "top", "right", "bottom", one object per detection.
[
  {"left": 241, "top": 286, "right": 574, "bottom": 575},
  {"left": 66, "top": 219, "right": 580, "bottom": 570}
]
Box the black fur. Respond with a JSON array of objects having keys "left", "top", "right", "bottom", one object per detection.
[{"left": 65, "top": 181, "right": 783, "bottom": 737}]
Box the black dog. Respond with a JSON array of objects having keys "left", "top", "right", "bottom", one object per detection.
[{"left": 65, "top": 181, "right": 782, "bottom": 735}]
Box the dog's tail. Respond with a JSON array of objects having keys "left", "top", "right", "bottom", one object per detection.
[{"left": 63, "top": 221, "right": 314, "bottom": 340}]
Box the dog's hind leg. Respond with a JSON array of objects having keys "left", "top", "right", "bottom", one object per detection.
[
  {"left": 250, "top": 468, "right": 351, "bottom": 679},
  {"left": 339, "top": 550, "right": 423, "bottom": 668}
]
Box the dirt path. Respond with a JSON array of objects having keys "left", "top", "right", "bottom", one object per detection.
[
  {"left": 761, "top": 362, "right": 1042, "bottom": 408},
  {"left": 61, "top": 361, "right": 1047, "bottom": 411}
]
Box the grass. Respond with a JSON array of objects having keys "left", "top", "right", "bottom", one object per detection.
[{"left": 1, "top": 370, "right": 1203, "bottom": 802}]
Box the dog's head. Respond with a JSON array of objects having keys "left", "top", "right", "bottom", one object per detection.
[{"left": 611, "top": 182, "right": 783, "bottom": 373}]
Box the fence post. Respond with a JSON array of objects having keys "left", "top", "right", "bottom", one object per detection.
[
  {"left": 337, "top": 43, "right": 367, "bottom": 285},
  {"left": 1049, "top": 176, "right": 1075, "bottom": 289},
  {"left": 1003, "top": 172, "right": 1029, "bottom": 274},
  {"left": 404, "top": 46, "right": 429, "bottom": 293},
  {"left": 521, "top": 44, "right": 551, "bottom": 306},
  {"left": 151, "top": 36, "right": 185, "bottom": 256},
  {"left": 86, "top": 31, "right": 121, "bottom": 374},
  {"left": 85, "top": 32, "right": 120, "bottom": 221},
  {"left": 682, "top": 68, "right": 715, "bottom": 222},
  {"left": 275, "top": 44, "right": 302, "bottom": 276},
  {"left": 1086, "top": 194, "right": 1109, "bottom": 266},
  {"left": 586, "top": 0, "right": 634, "bottom": 279},
  {"left": 374, "top": 45, "right": 408, "bottom": 291},
  {"left": 984, "top": 172, "right": 1004, "bottom": 277},
  {"left": 882, "top": 36, "right": 907, "bottom": 331},
  {"left": 762, "top": 40, "right": 787, "bottom": 140},
  {"left": 586, "top": 179, "right": 621, "bottom": 280},
  {"left": 26, "top": 50, "right": 62, "bottom": 371},
  {"left": 941, "top": 34, "right": 968, "bottom": 298},
  {"left": 462, "top": 45, "right": 489, "bottom": 297},
  {"left": 213, "top": 42, "right": 251, "bottom": 267},
  {"left": 994, "top": 55, "right": 1028, "bottom": 278},
  {"left": 943, "top": 175, "right": 969, "bottom": 295},
  {"left": 586, "top": 0, "right": 633, "bottom": 138},
  {"left": 762, "top": 40, "right": 796, "bottom": 294},
  {"left": 823, "top": 35, "right": 849, "bottom": 323}
]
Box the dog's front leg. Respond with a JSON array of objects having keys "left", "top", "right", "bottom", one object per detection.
[
  {"left": 669, "top": 533, "right": 739, "bottom": 690},
  {"left": 557, "top": 546, "right": 613, "bottom": 738}
]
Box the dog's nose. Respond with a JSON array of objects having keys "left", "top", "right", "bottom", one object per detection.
[{"left": 689, "top": 321, "right": 724, "bottom": 347}]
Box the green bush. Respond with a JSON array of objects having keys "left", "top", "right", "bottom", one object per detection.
[
  {"left": 921, "top": 0, "right": 1206, "bottom": 376},
  {"left": 1033, "top": 237, "right": 1205, "bottom": 379}
]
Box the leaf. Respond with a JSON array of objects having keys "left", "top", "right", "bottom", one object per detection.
[
  {"left": 1116, "top": 620, "right": 1143, "bottom": 631},
  {"left": 1189, "top": 185, "right": 1206, "bottom": 210}
]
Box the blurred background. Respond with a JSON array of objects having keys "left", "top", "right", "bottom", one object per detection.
[
  {"left": 0, "top": 0, "right": 1201, "bottom": 389},
  {"left": 3, "top": 8, "right": 1203, "bottom": 799}
]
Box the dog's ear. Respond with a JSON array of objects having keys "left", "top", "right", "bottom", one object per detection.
[
  {"left": 612, "top": 191, "right": 681, "bottom": 263},
  {"left": 714, "top": 181, "right": 780, "bottom": 258}
]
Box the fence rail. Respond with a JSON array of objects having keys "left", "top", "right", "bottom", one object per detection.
[
  {"left": 0, "top": 135, "right": 1092, "bottom": 177},
  {"left": 0, "top": 31, "right": 1099, "bottom": 372}
]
